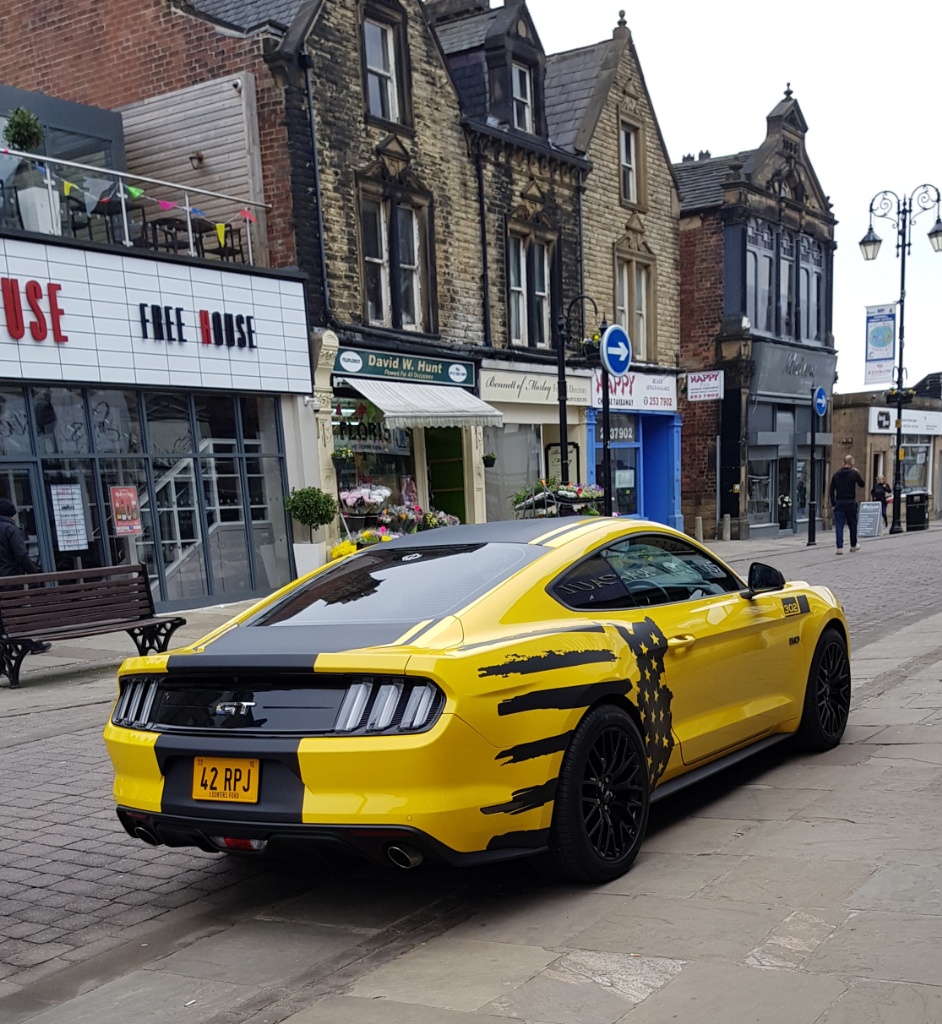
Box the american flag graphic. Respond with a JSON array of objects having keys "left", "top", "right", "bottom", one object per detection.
[{"left": 616, "top": 617, "right": 674, "bottom": 786}]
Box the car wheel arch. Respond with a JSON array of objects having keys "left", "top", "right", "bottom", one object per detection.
[{"left": 584, "top": 691, "right": 645, "bottom": 743}]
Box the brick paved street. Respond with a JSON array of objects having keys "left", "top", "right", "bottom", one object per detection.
[{"left": 0, "top": 527, "right": 939, "bottom": 1022}]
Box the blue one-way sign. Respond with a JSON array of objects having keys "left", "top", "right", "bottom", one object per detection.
[
  {"left": 814, "top": 386, "right": 828, "bottom": 417},
  {"left": 600, "top": 324, "right": 632, "bottom": 377}
]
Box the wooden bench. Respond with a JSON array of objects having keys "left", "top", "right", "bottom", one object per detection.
[{"left": 0, "top": 563, "right": 185, "bottom": 689}]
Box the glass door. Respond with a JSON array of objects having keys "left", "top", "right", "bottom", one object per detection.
[{"left": 0, "top": 464, "right": 52, "bottom": 570}]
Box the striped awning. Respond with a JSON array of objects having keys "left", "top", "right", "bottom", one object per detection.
[{"left": 346, "top": 378, "right": 503, "bottom": 429}]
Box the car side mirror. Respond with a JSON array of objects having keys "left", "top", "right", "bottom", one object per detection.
[{"left": 741, "top": 562, "right": 786, "bottom": 599}]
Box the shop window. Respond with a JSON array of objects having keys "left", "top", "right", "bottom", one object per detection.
[
  {"left": 900, "top": 436, "right": 930, "bottom": 492},
  {"left": 89, "top": 390, "right": 141, "bottom": 455},
  {"left": 0, "top": 388, "right": 31, "bottom": 457},
  {"left": 483, "top": 423, "right": 541, "bottom": 522},
  {"left": 31, "top": 387, "right": 89, "bottom": 456},
  {"left": 779, "top": 231, "right": 795, "bottom": 338},
  {"left": 100, "top": 457, "right": 157, "bottom": 589},
  {"left": 799, "top": 236, "right": 825, "bottom": 342},
  {"left": 144, "top": 393, "right": 192, "bottom": 455},
  {"left": 615, "top": 256, "right": 653, "bottom": 362},
  {"left": 512, "top": 63, "right": 533, "bottom": 132},
  {"left": 595, "top": 445, "right": 638, "bottom": 516},
  {"left": 333, "top": 396, "right": 416, "bottom": 512},
  {"left": 360, "top": 5, "right": 411, "bottom": 127},
  {"left": 246, "top": 456, "right": 291, "bottom": 590},
  {"left": 360, "top": 194, "right": 430, "bottom": 331},
  {"left": 240, "top": 395, "right": 280, "bottom": 454},
  {"left": 195, "top": 394, "right": 238, "bottom": 446},
  {"left": 42, "top": 458, "right": 104, "bottom": 571},
  {"left": 508, "top": 232, "right": 553, "bottom": 349},
  {"left": 747, "top": 459, "right": 772, "bottom": 522}
]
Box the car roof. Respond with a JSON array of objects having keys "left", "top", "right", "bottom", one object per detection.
[{"left": 389, "top": 517, "right": 660, "bottom": 548}]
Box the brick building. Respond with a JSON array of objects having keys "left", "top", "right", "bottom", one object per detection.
[{"left": 675, "top": 90, "right": 837, "bottom": 539}]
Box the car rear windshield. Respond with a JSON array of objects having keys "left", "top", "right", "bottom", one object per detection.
[{"left": 250, "top": 544, "right": 539, "bottom": 627}]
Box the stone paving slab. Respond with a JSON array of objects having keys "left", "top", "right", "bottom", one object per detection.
[{"left": 815, "top": 978, "right": 942, "bottom": 1024}]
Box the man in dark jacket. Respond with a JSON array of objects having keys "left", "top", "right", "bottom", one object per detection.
[
  {"left": 0, "top": 499, "right": 51, "bottom": 654},
  {"left": 829, "top": 455, "right": 866, "bottom": 554}
]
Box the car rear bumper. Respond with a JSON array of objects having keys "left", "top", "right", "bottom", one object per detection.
[{"left": 115, "top": 807, "right": 547, "bottom": 867}]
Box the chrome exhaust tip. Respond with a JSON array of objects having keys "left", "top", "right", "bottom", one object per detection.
[
  {"left": 386, "top": 843, "right": 424, "bottom": 869},
  {"left": 133, "top": 826, "right": 160, "bottom": 846}
]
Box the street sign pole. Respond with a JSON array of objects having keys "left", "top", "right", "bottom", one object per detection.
[
  {"left": 808, "top": 385, "right": 828, "bottom": 547},
  {"left": 598, "top": 325, "right": 632, "bottom": 518},
  {"left": 602, "top": 367, "right": 612, "bottom": 516}
]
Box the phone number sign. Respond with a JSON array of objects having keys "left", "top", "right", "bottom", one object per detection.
[{"left": 592, "top": 370, "right": 677, "bottom": 412}]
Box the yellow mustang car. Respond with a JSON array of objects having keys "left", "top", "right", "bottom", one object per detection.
[{"left": 104, "top": 518, "right": 850, "bottom": 882}]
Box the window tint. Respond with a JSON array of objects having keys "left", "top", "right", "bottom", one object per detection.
[
  {"left": 552, "top": 535, "right": 740, "bottom": 611},
  {"left": 251, "top": 544, "right": 539, "bottom": 626}
]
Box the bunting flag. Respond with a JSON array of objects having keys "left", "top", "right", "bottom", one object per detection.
[
  {"left": 157, "top": 199, "right": 177, "bottom": 211},
  {"left": 239, "top": 208, "right": 257, "bottom": 224},
  {"left": 126, "top": 185, "right": 144, "bottom": 200},
  {"left": 63, "top": 181, "right": 75, "bottom": 196},
  {"left": 190, "top": 206, "right": 206, "bottom": 218},
  {"left": 215, "top": 223, "right": 226, "bottom": 247}
]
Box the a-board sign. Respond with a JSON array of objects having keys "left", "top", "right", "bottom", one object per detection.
[{"left": 857, "top": 501, "right": 883, "bottom": 539}]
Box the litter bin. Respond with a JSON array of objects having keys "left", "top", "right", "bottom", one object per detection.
[{"left": 906, "top": 491, "right": 928, "bottom": 531}]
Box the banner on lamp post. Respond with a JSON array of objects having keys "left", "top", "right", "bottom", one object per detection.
[{"left": 865, "top": 304, "right": 896, "bottom": 385}]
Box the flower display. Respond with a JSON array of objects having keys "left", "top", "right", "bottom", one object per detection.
[
  {"left": 378, "top": 504, "right": 421, "bottom": 531},
  {"left": 331, "top": 446, "right": 355, "bottom": 462},
  {"left": 329, "top": 538, "right": 357, "bottom": 561},
  {"left": 422, "top": 509, "right": 461, "bottom": 530},
  {"left": 778, "top": 495, "right": 792, "bottom": 507},
  {"left": 513, "top": 480, "right": 604, "bottom": 518},
  {"left": 340, "top": 484, "right": 392, "bottom": 515}
]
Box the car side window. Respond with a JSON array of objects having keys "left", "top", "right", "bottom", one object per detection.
[
  {"left": 550, "top": 554, "right": 633, "bottom": 611},
  {"left": 602, "top": 535, "right": 741, "bottom": 606}
]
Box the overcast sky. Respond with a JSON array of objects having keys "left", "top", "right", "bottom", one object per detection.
[{"left": 529, "top": 0, "right": 941, "bottom": 395}]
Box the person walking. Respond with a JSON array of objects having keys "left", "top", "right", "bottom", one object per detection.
[
  {"left": 0, "top": 499, "right": 51, "bottom": 655},
  {"left": 871, "top": 474, "right": 892, "bottom": 528},
  {"left": 829, "top": 455, "right": 866, "bottom": 554}
]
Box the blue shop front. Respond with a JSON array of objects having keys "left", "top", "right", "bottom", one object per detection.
[{"left": 588, "top": 368, "right": 682, "bottom": 529}]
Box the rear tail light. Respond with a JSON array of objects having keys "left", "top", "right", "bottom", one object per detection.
[
  {"left": 335, "top": 678, "right": 443, "bottom": 734},
  {"left": 214, "top": 837, "right": 268, "bottom": 852}
]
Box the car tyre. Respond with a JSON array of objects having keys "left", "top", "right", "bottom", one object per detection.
[
  {"left": 543, "top": 704, "right": 649, "bottom": 883},
  {"left": 797, "top": 626, "right": 851, "bottom": 751}
]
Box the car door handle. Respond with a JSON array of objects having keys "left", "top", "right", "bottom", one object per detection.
[{"left": 667, "top": 634, "right": 697, "bottom": 650}]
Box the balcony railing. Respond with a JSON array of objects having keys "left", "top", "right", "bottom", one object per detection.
[{"left": 0, "top": 147, "right": 267, "bottom": 266}]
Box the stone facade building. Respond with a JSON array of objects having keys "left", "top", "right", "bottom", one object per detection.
[
  {"left": 675, "top": 90, "right": 837, "bottom": 539},
  {"left": 544, "top": 13, "right": 681, "bottom": 527}
]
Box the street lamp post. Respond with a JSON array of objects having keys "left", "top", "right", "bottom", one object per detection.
[
  {"left": 556, "top": 295, "right": 600, "bottom": 487},
  {"left": 860, "top": 185, "right": 942, "bottom": 534}
]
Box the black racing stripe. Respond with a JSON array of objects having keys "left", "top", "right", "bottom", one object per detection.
[
  {"left": 155, "top": 734, "right": 304, "bottom": 824},
  {"left": 496, "top": 731, "right": 572, "bottom": 764},
  {"left": 480, "top": 778, "right": 557, "bottom": 816},
  {"left": 478, "top": 648, "right": 616, "bottom": 679},
  {"left": 486, "top": 828, "right": 550, "bottom": 851},
  {"left": 498, "top": 679, "right": 632, "bottom": 716},
  {"left": 460, "top": 624, "right": 606, "bottom": 654}
]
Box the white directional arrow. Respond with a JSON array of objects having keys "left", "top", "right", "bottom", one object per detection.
[{"left": 610, "top": 341, "right": 629, "bottom": 360}]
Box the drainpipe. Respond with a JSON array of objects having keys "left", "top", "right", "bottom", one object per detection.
[
  {"left": 298, "top": 51, "right": 331, "bottom": 324},
  {"left": 474, "top": 141, "right": 493, "bottom": 347},
  {"left": 577, "top": 169, "right": 586, "bottom": 299}
]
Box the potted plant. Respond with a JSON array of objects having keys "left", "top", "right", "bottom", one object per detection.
[
  {"left": 778, "top": 493, "right": 792, "bottom": 528},
  {"left": 2, "top": 108, "right": 57, "bottom": 235},
  {"left": 284, "top": 486, "right": 338, "bottom": 575},
  {"left": 482, "top": 452, "right": 497, "bottom": 468},
  {"left": 331, "top": 445, "right": 354, "bottom": 465}
]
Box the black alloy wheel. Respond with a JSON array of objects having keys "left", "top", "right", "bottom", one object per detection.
[
  {"left": 544, "top": 705, "right": 649, "bottom": 882},
  {"left": 797, "top": 626, "right": 851, "bottom": 751}
]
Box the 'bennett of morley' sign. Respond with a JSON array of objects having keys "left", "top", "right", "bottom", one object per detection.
[
  {"left": 334, "top": 346, "right": 475, "bottom": 388},
  {"left": 0, "top": 236, "right": 311, "bottom": 394}
]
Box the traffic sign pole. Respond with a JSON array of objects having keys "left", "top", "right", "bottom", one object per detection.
[
  {"left": 602, "top": 368, "right": 612, "bottom": 517},
  {"left": 598, "top": 325, "right": 632, "bottom": 517},
  {"left": 807, "top": 386, "right": 827, "bottom": 547}
]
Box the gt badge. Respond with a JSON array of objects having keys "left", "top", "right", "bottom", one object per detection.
[
  {"left": 216, "top": 702, "right": 256, "bottom": 716},
  {"left": 782, "top": 595, "right": 810, "bottom": 616}
]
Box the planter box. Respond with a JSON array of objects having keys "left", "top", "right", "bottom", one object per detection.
[
  {"left": 17, "top": 186, "right": 61, "bottom": 236},
  {"left": 293, "top": 541, "right": 326, "bottom": 578}
]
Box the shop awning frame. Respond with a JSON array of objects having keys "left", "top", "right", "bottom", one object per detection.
[{"left": 343, "top": 378, "right": 503, "bottom": 429}]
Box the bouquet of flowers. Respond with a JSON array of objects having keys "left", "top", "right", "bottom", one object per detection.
[
  {"left": 778, "top": 494, "right": 792, "bottom": 508},
  {"left": 420, "top": 508, "right": 460, "bottom": 530},
  {"left": 329, "top": 538, "right": 358, "bottom": 560},
  {"left": 377, "top": 504, "right": 421, "bottom": 532},
  {"left": 354, "top": 526, "right": 398, "bottom": 547},
  {"left": 340, "top": 484, "right": 392, "bottom": 515}
]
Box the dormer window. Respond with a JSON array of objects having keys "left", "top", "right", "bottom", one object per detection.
[
  {"left": 364, "top": 20, "right": 400, "bottom": 122},
  {"left": 512, "top": 63, "right": 533, "bottom": 132}
]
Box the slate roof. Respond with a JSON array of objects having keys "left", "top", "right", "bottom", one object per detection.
[
  {"left": 673, "top": 151, "right": 756, "bottom": 212},
  {"left": 435, "top": 9, "right": 498, "bottom": 54},
  {"left": 544, "top": 41, "right": 611, "bottom": 152},
  {"left": 188, "top": 0, "right": 303, "bottom": 32}
]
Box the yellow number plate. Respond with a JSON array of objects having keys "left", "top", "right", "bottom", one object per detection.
[{"left": 192, "top": 757, "right": 259, "bottom": 803}]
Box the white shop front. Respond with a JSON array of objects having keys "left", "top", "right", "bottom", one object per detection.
[
  {"left": 479, "top": 360, "right": 593, "bottom": 521},
  {"left": 0, "top": 233, "right": 311, "bottom": 609}
]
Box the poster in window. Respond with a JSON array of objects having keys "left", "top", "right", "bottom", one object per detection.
[
  {"left": 50, "top": 484, "right": 88, "bottom": 551},
  {"left": 110, "top": 486, "right": 143, "bottom": 536}
]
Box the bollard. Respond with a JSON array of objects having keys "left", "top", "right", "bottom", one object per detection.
[
  {"left": 694, "top": 516, "right": 703, "bottom": 543},
  {"left": 721, "top": 514, "right": 731, "bottom": 542}
]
